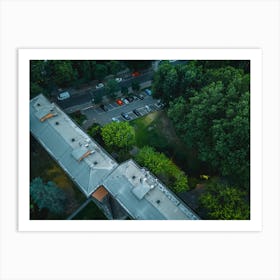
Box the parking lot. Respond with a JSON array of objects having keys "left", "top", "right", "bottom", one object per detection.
[{"left": 81, "top": 93, "right": 163, "bottom": 127}]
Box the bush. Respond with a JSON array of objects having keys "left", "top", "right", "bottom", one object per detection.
[{"left": 135, "top": 146, "right": 189, "bottom": 193}]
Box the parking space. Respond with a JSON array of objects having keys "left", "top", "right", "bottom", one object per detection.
[{"left": 81, "top": 94, "right": 164, "bottom": 127}]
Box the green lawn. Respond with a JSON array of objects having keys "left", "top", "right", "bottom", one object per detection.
[{"left": 130, "top": 111, "right": 208, "bottom": 179}]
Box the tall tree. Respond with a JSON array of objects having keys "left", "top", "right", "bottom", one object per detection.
[
  {"left": 123, "top": 60, "right": 152, "bottom": 71},
  {"left": 101, "top": 122, "right": 136, "bottom": 151},
  {"left": 168, "top": 66, "right": 250, "bottom": 188},
  {"left": 105, "top": 79, "right": 120, "bottom": 98},
  {"left": 108, "top": 60, "right": 124, "bottom": 75},
  {"left": 199, "top": 182, "right": 250, "bottom": 220},
  {"left": 30, "top": 177, "right": 67, "bottom": 215},
  {"left": 94, "top": 64, "right": 108, "bottom": 81},
  {"left": 49, "top": 60, "right": 78, "bottom": 87}
]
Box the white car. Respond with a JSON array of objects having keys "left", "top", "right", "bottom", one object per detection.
[
  {"left": 115, "top": 77, "right": 123, "bottom": 83},
  {"left": 57, "top": 91, "right": 70, "bottom": 100},
  {"left": 95, "top": 83, "right": 104, "bottom": 89},
  {"left": 121, "top": 97, "right": 129, "bottom": 104},
  {"left": 112, "top": 117, "right": 120, "bottom": 122}
]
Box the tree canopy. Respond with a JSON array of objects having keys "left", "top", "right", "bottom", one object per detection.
[
  {"left": 135, "top": 146, "right": 189, "bottom": 193},
  {"left": 199, "top": 182, "right": 250, "bottom": 220},
  {"left": 30, "top": 177, "right": 67, "bottom": 214},
  {"left": 157, "top": 62, "right": 251, "bottom": 188},
  {"left": 101, "top": 122, "right": 136, "bottom": 151},
  {"left": 105, "top": 79, "right": 120, "bottom": 98}
]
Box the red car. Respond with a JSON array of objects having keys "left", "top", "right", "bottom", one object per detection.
[
  {"left": 132, "top": 71, "right": 140, "bottom": 77},
  {"left": 116, "top": 99, "right": 123, "bottom": 106}
]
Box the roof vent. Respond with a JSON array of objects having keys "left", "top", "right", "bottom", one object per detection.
[
  {"left": 94, "top": 161, "right": 98, "bottom": 165},
  {"left": 55, "top": 121, "right": 59, "bottom": 125},
  {"left": 37, "top": 103, "right": 41, "bottom": 106},
  {"left": 71, "top": 138, "right": 75, "bottom": 142},
  {"left": 156, "top": 200, "right": 161, "bottom": 204},
  {"left": 132, "top": 175, "right": 136, "bottom": 180}
]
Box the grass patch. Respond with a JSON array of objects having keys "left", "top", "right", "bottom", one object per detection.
[
  {"left": 73, "top": 202, "right": 107, "bottom": 220},
  {"left": 130, "top": 111, "right": 208, "bottom": 177}
]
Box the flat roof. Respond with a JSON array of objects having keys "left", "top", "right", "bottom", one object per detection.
[
  {"left": 102, "top": 160, "right": 200, "bottom": 220},
  {"left": 30, "top": 94, "right": 118, "bottom": 197}
]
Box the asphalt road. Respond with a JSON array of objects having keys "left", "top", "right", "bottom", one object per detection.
[
  {"left": 82, "top": 94, "right": 161, "bottom": 126},
  {"left": 57, "top": 70, "right": 154, "bottom": 109}
]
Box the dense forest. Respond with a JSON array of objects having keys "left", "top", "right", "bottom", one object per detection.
[{"left": 152, "top": 60, "right": 250, "bottom": 219}]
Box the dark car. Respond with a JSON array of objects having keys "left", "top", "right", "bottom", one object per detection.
[
  {"left": 133, "top": 109, "right": 141, "bottom": 117},
  {"left": 100, "top": 104, "right": 108, "bottom": 112},
  {"left": 137, "top": 94, "right": 145, "bottom": 100},
  {"left": 121, "top": 112, "right": 131, "bottom": 120},
  {"left": 125, "top": 97, "right": 134, "bottom": 103}
]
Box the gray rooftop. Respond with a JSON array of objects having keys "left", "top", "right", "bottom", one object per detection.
[
  {"left": 102, "top": 160, "right": 200, "bottom": 220},
  {"left": 30, "top": 94, "right": 118, "bottom": 197},
  {"left": 30, "top": 94, "right": 200, "bottom": 220}
]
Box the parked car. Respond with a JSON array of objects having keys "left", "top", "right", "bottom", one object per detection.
[
  {"left": 126, "top": 97, "right": 134, "bottom": 103},
  {"left": 145, "top": 89, "right": 152, "bottom": 96},
  {"left": 132, "top": 71, "right": 140, "bottom": 77},
  {"left": 112, "top": 117, "right": 120, "bottom": 122},
  {"left": 115, "top": 77, "right": 123, "bottom": 83},
  {"left": 133, "top": 95, "right": 139, "bottom": 101},
  {"left": 133, "top": 109, "right": 141, "bottom": 117},
  {"left": 116, "top": 99, "right": 123, "bottom": 106},
  {"left": 100, "top": 104, "right": 108, "bottom": 112},
  {"left": 138, "top": 94, "right": 145, "bottom": 100},
  {"left": 121, "top": 97, "right": 129, "bottom": 104},
  {"left": 57, "top": 91, "right": 70, "bottom": 101},
  {"left": 95, "top": 83, "right": 104, "bottom": 89},
  {"left": 121, "top": 112, "right": 131, "bottom": 120}
]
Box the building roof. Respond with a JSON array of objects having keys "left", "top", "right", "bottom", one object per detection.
[
  {"left": 92, "top": 186, "right": 109, "bottom": 202},
  {"left": 30, "top": 94, "right": 118, "bottom": 197},
  {"left": 30, "top": 94, "right": 200, "bottom": 220},
  {"left": 102, "top": 160, "right": 200, "bottom": 220}
]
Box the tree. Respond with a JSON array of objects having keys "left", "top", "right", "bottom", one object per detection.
[
  {"left": 123, "top": 60, "right": 152, "bottom": 71},
  {"left": 152, "top": 62, "right": 179, "bottom": 103},
  {"left": 101, "top": 122, "right": 136, "bottom": 151},
  {"left": 131, "top": 81, "right": 140, "bottom": 92},
  {"left": 199, "top": 182, "right": 250, "bottom": 220},
  {"left": 108, "top": 60, "right": 124, "bottom": 75},
  {"left": 105, "top": 79, "right": 120, "bottom": 98},
  {"left": 71, "top": 60, "right": 92, "bottom": 82},
  {"left": 121, "top": 86, "right": 129, "bottom": 95},
  {"left": 30, "top": 177, "right": 67, "bottom": 215},
  {"left": 135, "top": 146, "right": 189, "bottom": 193},
  {"left": 49, "top": 60, "right": 78, "bottom": 87},
  {"left": 94, "top": 64, "right": 108, "bottom": 81},
  {"left": 167, "top": 66, "right": 250, "bottom": 188}
]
